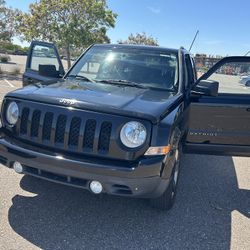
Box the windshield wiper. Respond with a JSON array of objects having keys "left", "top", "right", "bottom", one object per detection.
[
  {"left": 143, "top": 85, "right": 176, "bottom": 92},
  {"left": 67, "top": 74, "right": 95, "bottom": 83},
  {"left": 96, "top": 79, "right": 176, "bottom": 91},
  {"left": 95, "top": 79, "right": 147, "bottom": 89}
]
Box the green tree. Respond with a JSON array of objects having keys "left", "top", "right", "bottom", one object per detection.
[
  {"left": 0, "top": 0, "right": 16, "bottom": 41},
  {"left": 0, "top": 40, "right": 28, "bottom": 54},
  {"left": 0, "top": 0, "right": 9, "bottom": 41},
  {"left": 118, "top": 32, "right": 159, "bottom": 46},
  {"left": 17, "top": 0, "right": 117, "bottom": 68}
]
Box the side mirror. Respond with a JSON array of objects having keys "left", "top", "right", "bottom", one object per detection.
[
  {"left": 192, "top": 80, "right": 219, "bottom": 97},
  {"left": 38, "top": 64, "right": 60, "bottom": 78}
]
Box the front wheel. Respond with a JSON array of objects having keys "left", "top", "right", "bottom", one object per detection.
[
  {"left": 149, "top": 148, "right": 180, "bottom": 210},
  {"left": 245, "top": 80, "right": 250, "bottom": 87}
]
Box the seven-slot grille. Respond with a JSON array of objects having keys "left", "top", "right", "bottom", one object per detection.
[{"left": 17, "top": 107, "right": 112, "bottom": 154}]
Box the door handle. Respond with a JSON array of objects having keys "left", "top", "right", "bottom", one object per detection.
[{"left": 247, "top": 108, "right": 250, "bottom": 112}]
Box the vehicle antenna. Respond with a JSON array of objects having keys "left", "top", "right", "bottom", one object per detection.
[
  {"left": 244, "top": 51, "right": 250, "bottom": 56},
  {"left": 189, "top": 30, "right": 199, "bottom": 52}
]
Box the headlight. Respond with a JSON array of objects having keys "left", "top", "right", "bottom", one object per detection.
[
  {"left": 6, "top": 101, "right": 19, "bottom": 125},
  {"left": 120, "top": 121, "right": 147, "bottom": 148}
]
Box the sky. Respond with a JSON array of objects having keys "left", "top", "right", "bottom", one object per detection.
[{"left": 5, "top": 0, "right": 250, "bottom": 56}]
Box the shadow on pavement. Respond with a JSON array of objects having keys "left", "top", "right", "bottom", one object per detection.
[
  {"left": 8, "top": 154, "right": 250, "bottom": 249},
  {"left": 0, "top": 62, "right": 17, "bottom": 65},
  {"left": 0, "top": 74, "right": 22, "bottom": 81}
]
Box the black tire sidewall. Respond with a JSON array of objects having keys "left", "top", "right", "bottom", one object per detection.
[
  {"left": 150, "top": 145, "right": 181, "bottom": 210},
  {"left": 169, "top": 147, "right": 181, "bottom": 204}
]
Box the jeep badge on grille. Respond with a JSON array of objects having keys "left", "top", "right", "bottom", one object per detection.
[{"left": 59, "top": 98, "right": 77, "bottom": 105}]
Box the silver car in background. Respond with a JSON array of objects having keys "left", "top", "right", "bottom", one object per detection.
[{"left": 239, "top": 75, "right": 250, "bottom": 86}]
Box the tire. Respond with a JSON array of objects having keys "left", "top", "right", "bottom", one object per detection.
[
  {"left": 246, "top": 81, "right": 250, "bottom": 87},
  {"left": 150, "top": 147, "right": 181, "bottom": 210}
]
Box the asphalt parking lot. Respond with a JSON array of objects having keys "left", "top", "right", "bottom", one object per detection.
[
  {"left": 0, "top": 75, "right": 22, "bottom": 97},
  {"left": 0, "top": 76, "right": 250, "bottom": 250}
]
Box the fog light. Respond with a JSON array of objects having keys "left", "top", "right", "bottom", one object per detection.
[
  {"left": 13, "top": 161, "right": 23, "bottom": 174},
  {"left": 90, "top": 180, "right": 103, "bottom": 194}
]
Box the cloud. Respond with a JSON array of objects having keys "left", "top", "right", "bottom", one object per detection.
[{"left": 147, "top": 6, "right": 161, "bottom": 14}]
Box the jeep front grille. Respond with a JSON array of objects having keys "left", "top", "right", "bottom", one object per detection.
[
  {"left": 4, "top": 99, "right": 151, "bottom": 161},
  {"left": 18, "top": 107, "right": 112, "bottom": 154}
]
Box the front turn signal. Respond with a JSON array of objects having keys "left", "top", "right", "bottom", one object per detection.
[{"left": 144, "top": 145, "right": 171, "bottom": 156}]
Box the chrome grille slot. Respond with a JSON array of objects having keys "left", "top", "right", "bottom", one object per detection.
[
  {"left": 83, "top": 119, "right": 96, "bottom": 150},
  {"left": 55, "top": 115, "right": 67, "bottom": 144},
  {"left": 30, "top": 110, "right": 41, "bottom": 137},
  {"left": 98, "top": 122, "right": 112, "bottom": 151},
  {"left": 20, "top": 108, "right": 29, "bottom": 134},
  {"left": 42, "top": 112, "right": 53, "bottom": 141},
  {"left": 68, "top": 117, "right": 81, "bottom": 146}
]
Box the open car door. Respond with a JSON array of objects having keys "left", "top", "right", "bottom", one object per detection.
[
  {"left": 185, "top": 56, "right": 250, "bottom": 156},
  {"left": 23, "top": 41, "right": 65, "bottom": 86}
]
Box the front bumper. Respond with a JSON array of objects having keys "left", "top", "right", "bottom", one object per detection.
[{"left": 0, "top": 137, "right": 171, "bottom": 198}]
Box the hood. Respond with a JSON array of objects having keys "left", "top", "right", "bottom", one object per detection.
[{"left": 6, "top": 79, "right": 183, "bottom": 124}]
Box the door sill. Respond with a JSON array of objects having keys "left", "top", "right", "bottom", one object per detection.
[{"left": 184, "top": 142, "right": 250, "bottom": 157}]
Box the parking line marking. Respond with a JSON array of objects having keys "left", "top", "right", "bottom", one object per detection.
[{"left": 4, "top": 79, "right": 14, "bottom": 88}]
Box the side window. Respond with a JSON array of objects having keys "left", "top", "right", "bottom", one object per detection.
[
  {"left": 30, "top": 45, "right": 60, "bottom": 71},
  {"left": 185, "top": 55, "right": 195, "bottom": 87},
  {"left": 191, "top": 57, "right": 197, "bottom": 81},
  {"left": 207, "top": 62, "right": 250, "bottom": 94}
]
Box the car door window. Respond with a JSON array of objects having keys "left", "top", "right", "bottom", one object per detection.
[
  {"left": 30, "top": 45, "right": 60, "bottom": 71},
  {"left": 187, "top": 57, "right": 250, "bottom": 156},
  {"left": 207, "top": 61, "right": 250, "bottom": 94},
  {"left": 185, "top": 55, "right": 196, "bottom": 88},
  {"left": 191, "top": 57, "right": 197, "bottom": 82}
]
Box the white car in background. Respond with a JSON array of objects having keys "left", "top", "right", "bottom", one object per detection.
[{"left": 239, "top": 75, "right": 250, "bottom": 86}]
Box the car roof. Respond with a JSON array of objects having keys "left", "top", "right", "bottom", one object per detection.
[{"left": 93, "top": 43, "right": 180, "bottom": 54}]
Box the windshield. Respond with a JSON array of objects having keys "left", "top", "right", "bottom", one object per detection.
[{"left": 67, "top": 46, "right": 179, "bottom": 91}]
